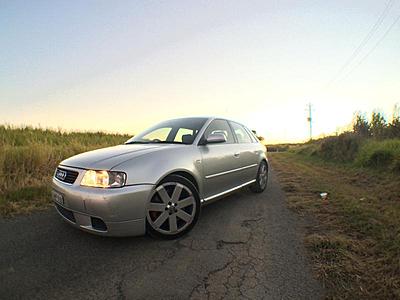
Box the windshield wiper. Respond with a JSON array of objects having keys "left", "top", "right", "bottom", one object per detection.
[
  {"left": 124, "top": 141, "right": 150, "bottom": 144},
  {"left": 147, "top": 141, "right": 185, "bottom": 144},
  {"left": 125, "top": 141, "right": 186, "bottom": 145}
]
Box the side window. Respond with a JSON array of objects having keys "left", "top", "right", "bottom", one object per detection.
[
  {"left": 202, "top": 119, "right": 235, "bottom": 144},
  {"left": 174, "top": 128, "right": 195, "bottom": 143},
  {"left": 244, "top": 126, "right": 259, "bottom": 143},
  {"left": 230, "top": 122, "right": 253, "bottom": 144}
]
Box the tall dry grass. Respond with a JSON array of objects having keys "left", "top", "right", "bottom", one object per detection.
[{"left": 0, "top": 125, "right": 130, "bottom": 215}]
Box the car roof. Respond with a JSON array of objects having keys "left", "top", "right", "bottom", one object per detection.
[{"left": 164, "top": 116, "right": 248, "bottom": 128}]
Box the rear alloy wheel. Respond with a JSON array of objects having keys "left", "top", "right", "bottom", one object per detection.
[
  {"left": 146, "top": 175, "right": 200, "bottom": 239},
  {"left": 250, "top": 161, "right": 268, "bottom": 193}
]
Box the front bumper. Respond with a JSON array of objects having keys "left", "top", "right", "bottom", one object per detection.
[{"left": 52, "top": 168, "right": 154, "bottom": 237}]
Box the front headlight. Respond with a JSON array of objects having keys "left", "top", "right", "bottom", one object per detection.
[{"left": 80, "top": 170, "right": 126, "bottom": 188}]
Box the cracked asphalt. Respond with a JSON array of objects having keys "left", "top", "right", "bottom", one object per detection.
[{"left": 0, "top": 172, "right": 323, "bottom": 299}]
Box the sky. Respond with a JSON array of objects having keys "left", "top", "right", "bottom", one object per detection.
[{"left": 1, "top": 0, "right": 399, "bottom": 143}]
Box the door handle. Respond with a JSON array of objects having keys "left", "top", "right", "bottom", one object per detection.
[{"left": 234, "top": 152, "right": 240, "bottom": 158}]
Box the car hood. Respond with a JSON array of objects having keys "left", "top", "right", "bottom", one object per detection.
[{"left": 60, "top": 144, "right": 168, "bottom": 170}]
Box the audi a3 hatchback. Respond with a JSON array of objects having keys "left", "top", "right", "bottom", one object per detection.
[{"left": 52, "top": 117, "right": 268, "bottom": 238}]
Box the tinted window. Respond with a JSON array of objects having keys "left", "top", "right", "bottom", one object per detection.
[
  {"left": 202, "top": 119, "right": 235, "bottom": 144},
  {"left": 126, "top": 118, "right": 207, "bottom": 145},
  {"left": 230, "top": 122, "right": 253, "bottom": 144}
]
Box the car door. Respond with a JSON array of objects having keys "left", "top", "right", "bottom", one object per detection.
[
  {"left": 229, "top": 121, "right": 259, "bottom": 184},
  {"left": 199, "top": 119, "right": 242, "bottom": 200}
]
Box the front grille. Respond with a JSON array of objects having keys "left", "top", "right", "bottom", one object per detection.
[
  {"left": 55, "top": 203, "right": 76, "bottom": 223},
  {"left": 55, "top": 167, "right": 79, "bottom": 184}
]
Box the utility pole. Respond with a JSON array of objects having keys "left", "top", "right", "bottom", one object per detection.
[{"left": 307, "top": 103, "right": 313, "bottom": 141}]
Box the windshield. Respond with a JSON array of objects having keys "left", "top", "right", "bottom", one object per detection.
[{"left": 125, "top": 117, "right": 208, "bottom": 145}]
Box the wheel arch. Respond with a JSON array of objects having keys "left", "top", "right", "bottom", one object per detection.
[
  {"left": 261, "top": 158, "right": 269, "bottom": 170},
  {"left": 157, "top": 170, "right": 199, "bottom": 193}
]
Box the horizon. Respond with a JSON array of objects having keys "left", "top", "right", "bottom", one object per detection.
[
  {"left": 2, "top": 106, "right": 398, "bottom": 145},
  {"left": 1, "top": 1, "right": 399, "bottom": 143}
]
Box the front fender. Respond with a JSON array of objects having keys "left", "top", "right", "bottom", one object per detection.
[{"left": 111, "top": 145, "right": 203, "bottom": 195}]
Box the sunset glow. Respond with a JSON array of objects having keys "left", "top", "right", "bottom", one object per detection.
[{"left": 1, "top": 1, "right": 399, "bottom": 143}]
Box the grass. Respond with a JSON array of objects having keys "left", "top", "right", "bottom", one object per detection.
[
  {"left": 270, "top": 152, "right": 400, "bottom": 299},
  {"left": 292, "top": 135, "right": 400, "bottom": 174},
  {"left": 0, "top": 125, "right": 130, "bottom": 216}
]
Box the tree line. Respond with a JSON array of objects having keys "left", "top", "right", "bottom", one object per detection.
[{"left": 353, "top": 107, "right": 400, "bottom": 139}]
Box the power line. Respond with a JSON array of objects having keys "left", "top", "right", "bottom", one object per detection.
[
  {"left": 340, "top": 13, "right": 400, "bottom": 80},
  {"left": 325, "top": 0, "right": 395, "bottom": 88}
]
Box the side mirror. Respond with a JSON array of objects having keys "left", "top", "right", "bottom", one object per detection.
[{"left": 205, "top": 133, "right": 227, "bottom": 144}]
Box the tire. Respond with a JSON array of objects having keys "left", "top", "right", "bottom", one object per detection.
[
  {"left": 250, "top": 160, "right": 268, "bottom": 193},
  {"left": 146, "top": 175, "right": 201, "bottom": 239}
]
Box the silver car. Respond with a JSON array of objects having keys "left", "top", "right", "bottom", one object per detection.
[{"left": 52, "top": 117, "right": 268, "bottom": 238}]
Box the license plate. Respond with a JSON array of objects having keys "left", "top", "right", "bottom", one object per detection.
[{"left": 52, "top": 190, "right": 64, "bottom": 205}]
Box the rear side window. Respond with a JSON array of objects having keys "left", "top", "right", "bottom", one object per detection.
[
  {"left": 230, "top": 122, "right": 253, "bottom": 144},
  {"left": 244, "top": 126, "right": 259, "bottom": 143},
  {"left": 202, "top": 119, "right": 235, "bottom": 144}
]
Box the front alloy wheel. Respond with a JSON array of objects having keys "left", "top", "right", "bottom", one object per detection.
[{"left": 146, "top": 175, "right": 200, "bottom": 239}]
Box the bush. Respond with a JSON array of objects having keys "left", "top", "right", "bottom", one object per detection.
[
  {"left": 356, "top": 139, "right": 400, "bottom": 172},
  {"left": 319, "top": 133, "right": 363, "bottom": 162},
  {"left": 291, "top": 108, "right": 400, "bottom": 173},
  {"left": 293, "top": 134, "right": 400, "bottom": 174}
]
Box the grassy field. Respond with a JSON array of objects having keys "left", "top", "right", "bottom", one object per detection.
[
  {"left": 0, "top": 125, "right": 130, "bottom": 216},
  {"left": 270, "top": 151, "right": 400, "bottom": 299}
]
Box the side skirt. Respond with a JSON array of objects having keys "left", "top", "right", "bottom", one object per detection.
[{"left": 201, "top": 179, "right": 256, "bottom": 204}]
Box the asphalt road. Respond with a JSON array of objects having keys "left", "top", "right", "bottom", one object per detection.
[{"left": 0, "top": 172, "right": 323, "bottom": 300}]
